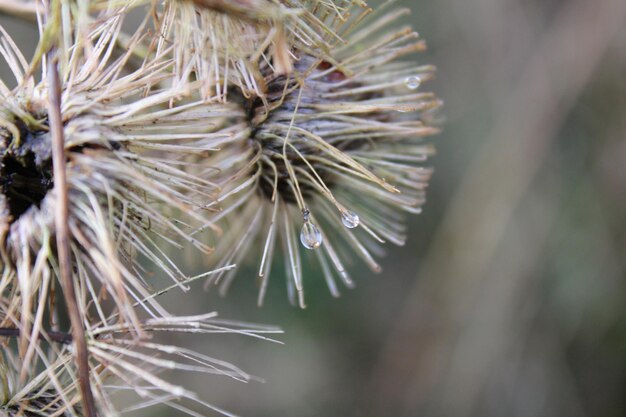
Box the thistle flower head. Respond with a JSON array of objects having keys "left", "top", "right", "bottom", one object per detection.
[
  {"left": 143, "top": 0, "right": 352, "bottom": 100},
  {"left": 0, "top": 0, "right": 441, "bottom": 413},
  {"left": 0, "top": 10, "right": 240, "bottom": 360},
  {"left": 199, "top": 1, "right": 442, "bottom": 307}
]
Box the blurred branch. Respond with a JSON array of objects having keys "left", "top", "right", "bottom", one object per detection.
[
  {"left": 369, "top": 0, "right": 626, "bottom": 415},
  {"left": 0, "top": 327, "right": 72, "bottom": 344},
  {"left": 0, "top": 0, "right": 36, "bottom": 21}
]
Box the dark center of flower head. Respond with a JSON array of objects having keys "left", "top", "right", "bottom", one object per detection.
[
  {"left": 248, "top": 55, "right": 369, "bottom": 204},
  {"left": 0, "top": 118, "right": 53, "bottom": 224},
  {"left": 0, "top": 115, "right": 122, "bottom": 227}
]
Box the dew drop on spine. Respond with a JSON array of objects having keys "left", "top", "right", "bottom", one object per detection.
[
  {"left": 341, "top": 210, "right": 360, "bottom": 229},
  {"left": 405, "top": 76, "right": 421, "bottom": 90},
  {"left": 300, "top": 221, "right": 322, "bottom": 249}
]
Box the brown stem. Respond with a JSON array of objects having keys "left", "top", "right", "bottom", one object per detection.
[
  {"left": 0, "top": 327, "right": 72, "bottom": 344},
  {"left": 191, "top": 0, "right": 284, "bottom": 22},
  {"left": 47, "top": 52, "right": 98, "bottom": 417}
]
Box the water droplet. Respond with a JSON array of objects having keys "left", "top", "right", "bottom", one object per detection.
[
  {"left": 300, "top": 221, "right": 322, "bottom": 249},
  {"left": 405, "top": 76, "right": 421, "bottom": 90},
  {"left": 172, "top": 387, "right": 186, "bottom": 397},
  {"left": 341, "top": 210, "right": 360, "bottom": 228}
]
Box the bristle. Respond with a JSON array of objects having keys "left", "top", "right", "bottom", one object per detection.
[
  {"left": 0, "top": 0, "right": 439, "bottom": 414},
  {"left": 1, "top": 5, "right": 283, "bottom": 416},
  {"left": 200, "top": 2, "right": 441, "bottom": 305}
]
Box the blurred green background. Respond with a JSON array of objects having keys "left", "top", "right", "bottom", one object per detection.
[{"left": 2, "top": 0, "right": 626, "bottom": 416}]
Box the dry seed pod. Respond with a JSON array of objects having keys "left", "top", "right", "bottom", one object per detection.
[
  {"left": 139, "top": 0, "right": 347, "bottom": 100},
  {"left": 0, "top": 3, "right": 302, "bottom": 416},
  {"left": 0, "top": 12, "right": 242, "bottom": 357},
  {"left": 201, "top": 0, "right": 442, "bottom": 307}
]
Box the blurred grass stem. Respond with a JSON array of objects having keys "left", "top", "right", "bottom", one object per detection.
[{"left": 371, "top": 0, "right": 626, "bottom": 414}]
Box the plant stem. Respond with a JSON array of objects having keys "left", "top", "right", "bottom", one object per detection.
[
  {"left": 47, "top": 49, "right": 98, "bottom": 417},
  {"left": 0, "top": 327, "right": 72, "bottom": 344},
  {"left": 191, "top": 0, "right": 286, "bottom": 21}
]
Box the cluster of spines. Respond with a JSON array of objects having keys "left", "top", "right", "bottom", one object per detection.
[{"left": 0, "top": 0, "right": 439, "bottom": 414}]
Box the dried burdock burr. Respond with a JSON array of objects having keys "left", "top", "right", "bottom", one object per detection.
[
  {"left": 0, "top": 11, "right": 239, "bottom": 362},
  {"left": 0, "top": 6, "right": 290, "bottom": 413},
  {"left": 199, "top": 0, "right": 442, "bottom": 307},
  {"left": 138, "top": 0, "right": 349, "bottom": 100},
  {"left": 0, "top": 0, "right": 443, "bottom": 414}
]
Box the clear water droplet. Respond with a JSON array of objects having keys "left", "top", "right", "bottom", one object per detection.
[
  {"left": 405, "top": 76, "right": 421, "bottom": 90},
  {"left": 300, "top": 221, "right": 322, "bottom": 249},
  {"left": 341, "top": 210, "right": 360, "bottom": 228},
  {"left": 172, "top": 387, "right": 186, "bottom": 397}
]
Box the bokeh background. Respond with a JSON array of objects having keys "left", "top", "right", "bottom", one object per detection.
[{"left": 2, "top": 0, "right": 626, "bottom": 416}]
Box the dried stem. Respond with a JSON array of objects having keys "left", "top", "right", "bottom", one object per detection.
[
  {"left": 47, "top": 50, "right": 98, "bottom": 417},
  {"left": 191, "top": 0, "right": 285, "bottom": 21},
  {"left": 0, "top": 327, "right": 72, "bottom": 344}
]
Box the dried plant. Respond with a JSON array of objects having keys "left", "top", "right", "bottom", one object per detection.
[
  {"left": 197, "top": 2, "right": 441, "bottom": 307},
  {"left": 0, "top": 4, "right": 279, "bottom": 416},
  {"left": 0, "top": 0, "right": 440, "bottom": 415},
  {"left": 0, "top": 307, "right": 281, "bottom": 416},
  {"left": 146, "top": 0, "right": 334, "bottom": 99},
  {"left": 0, "top": 13, "right": 218, "bottom": 347}
]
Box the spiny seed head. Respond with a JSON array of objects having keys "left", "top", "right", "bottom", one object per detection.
[
  {"left": 0, "top": 8, "right": 286, "bottom": 414},
  {"left": 135, "top": 0, "right": 352, "bottom": 100},
  {"left": 199, "top": 1, "right": 441, "bottom": 307},
  {"left": 0, "top": 0, "right": 441, "bottom": 412},
  {"left": 0, "top": 11, "right": 236, "bottom": 359}
]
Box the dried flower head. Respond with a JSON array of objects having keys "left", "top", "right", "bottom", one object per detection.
[
  {"left": 200, "top": 1, "right": 442, "bottom": 307},
  {"left": 0, "top": 7, "right": 289, "bottom": 414},
  {"left": 1, "top": 0, "right": 442, "bottom": 413},
  {"left": 140, "top": 0, "right": 350, "bottom": 100},
  {"left": 0, "top": 12, "right": 239, "bottom": 358}
]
